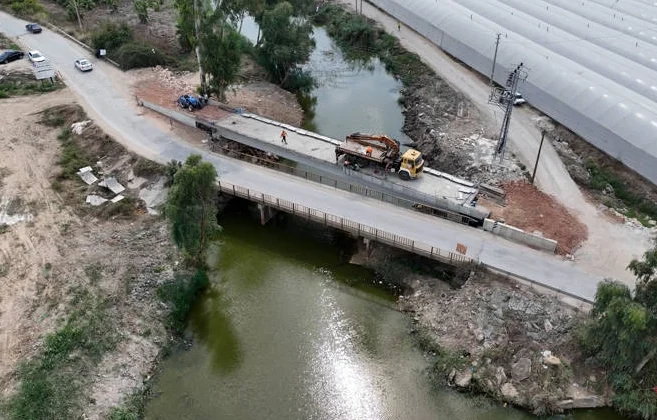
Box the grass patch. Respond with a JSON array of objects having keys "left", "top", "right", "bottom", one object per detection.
[
  {"left": 0, "top": 76, "right": 65, "bottom": 98},
  {"left": 157, "top": 269, "right": 209, "bottom": 334},
  {"left": 56, "top": 129, "right": 92, "bottom": 180},
  {"left": 0, "top": 32, "right": 20, "bottom": 50},
  {"left": 2, "top": 300, "right": 117, "bottom": 420},
  {"left": 0, "top": 262, "right": 9, "bottom": 277},
  {"left": 133, "top": 157, "right": 165, "bottom": 178},
  {"left": 313, "top": 4, "right": 430, "bottom": 87},
  {"left": 586, "top": 159, "right": 657, "bottom": 225},
  {"left": 108, "top": 385, "right": 152, "bottom": 420}
]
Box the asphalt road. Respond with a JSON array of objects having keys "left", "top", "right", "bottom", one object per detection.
[{"left": 0, "top": 12, "right": 602, "bottom": 302}]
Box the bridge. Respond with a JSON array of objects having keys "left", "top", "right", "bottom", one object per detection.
[{"left": 0, "top": 10, "right": 601, "bottom": 303}]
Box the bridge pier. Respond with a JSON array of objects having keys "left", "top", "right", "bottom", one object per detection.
[{"left": 258, "top": 204, "right": 277, "bottom": 226}]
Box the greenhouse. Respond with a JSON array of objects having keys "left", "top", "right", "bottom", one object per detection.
[{"left": 370, "top": 0, "right": 657, "bottom": 184}]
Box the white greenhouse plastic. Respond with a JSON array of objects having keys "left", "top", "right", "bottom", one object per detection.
[{"left": 370, "top": 0, "right": 657, "bottom": 184}]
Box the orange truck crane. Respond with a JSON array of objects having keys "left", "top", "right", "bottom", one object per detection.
[{"left": 335, "top": 133, "right": 424, "bottom": 180}]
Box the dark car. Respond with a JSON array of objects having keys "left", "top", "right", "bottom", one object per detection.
[
  {"left": 0, "top": 50, "right": 25, "bottom": 64},
  {"left": 26, "top": 23, "right": 42, "bottom": 33}
]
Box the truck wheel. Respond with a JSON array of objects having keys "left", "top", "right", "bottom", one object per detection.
[{"left": 399, "top": 171, "right": 411, "bottom": 180}]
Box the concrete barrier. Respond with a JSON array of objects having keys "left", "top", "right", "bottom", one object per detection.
[{"left": 483, "top": 219, "right": 557, "bottom": 253}]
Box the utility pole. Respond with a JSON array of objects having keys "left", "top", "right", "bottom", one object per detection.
[
  {"left": 489, "top": 33, "right": 501, "bottom": 90},
  {"left": 531, "top": 130, "right": 546, "bottom": 184},
  {"left": 491, "top": 62, "right": 526, "bottom": 160}
]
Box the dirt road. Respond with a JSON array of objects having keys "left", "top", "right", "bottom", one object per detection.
[{"left": 339, "top": 0, "right": 653, "bottom": 284}]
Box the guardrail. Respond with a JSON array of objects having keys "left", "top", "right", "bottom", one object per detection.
[
  {"left": 45, "top": 23, "right": 121, "bottom": 69},
  {"left": 217, "top": 180, "right": 473, "bottom": 266}
]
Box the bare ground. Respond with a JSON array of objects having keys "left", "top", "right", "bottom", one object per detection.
[
  {"left": 480, "top": 181, "right": 589, "bottom": 255},
  {"left": 0, "top": 91, "right": 176, "bottom": 419},
  {"left": 131, "top": 62, "right": 304, "bottom": 127}
]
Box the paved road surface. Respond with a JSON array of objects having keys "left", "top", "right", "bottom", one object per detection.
[
  {"left": 0, "top": 12, "right": 602, "bottom": 302},
  {"left": 337, "top": 0, "right": 652, "bottom": 285}
]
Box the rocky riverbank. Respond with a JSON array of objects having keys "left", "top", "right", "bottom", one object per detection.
[{"left": 352, "top": 244, "right": 611, "bottom": 415}]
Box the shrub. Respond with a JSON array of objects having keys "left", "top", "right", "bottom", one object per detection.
[
  {"left": 9, "top": 0, "right": 44, "bottom": 17},
  {"left": 157, "top": 270, "right": 209, "bottom": 334},
  {"left": 91, "top": 23, "right": 133, "bottom": 53},
  {"left": 113, "top": 42, "right": 171, "bottom": 70}
]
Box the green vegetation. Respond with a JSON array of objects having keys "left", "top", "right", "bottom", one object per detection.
[
  {"left": 1, "top": 0, "right": 45, "bottom": 18},
  {"left": 257, "top": 1, "right": 314, "bottom": 87},
  {"left": 313, "top": 4, "right": 429, "bottom": 87},
  {"left": 157, "top": 269, "right": 209, "bottom": 334},
  {"left": 56, "top": 129, "right": 91, "bottom": 180},
  {"left": 585, "top": 159, "right": 657, "bottom": 225},
  {"left": 199, "top": 19, "right": 243, "bottom": 101},
  {"left": 0, "top": 32, "right": 20, "bottom": 50},
  {"left": 0, "top": 78, "right": 65, "bottom": 98},
  {"left": 90, "top": 23, "right": 171, "bottom": 70},
  {"left": 134, "top": 0, "right": 162, "bottom": 24},
  {"left": 2, "top": 300, "right": 117, "bottom": 420},
  {"left": 108, "top": 386, "right": 152, "bottom": 420},
  {"left": 579, "top": 248, "right": 657, "bottom": 419},
  {"left": 166, "top": 154, "right": 221, "bottom": 265}
]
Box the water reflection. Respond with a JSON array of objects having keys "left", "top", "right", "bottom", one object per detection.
[{"left": 238, "top": 16, "right": 410, "bottom": 143}]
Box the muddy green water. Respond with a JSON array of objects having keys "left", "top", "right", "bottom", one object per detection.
[
  {"left": 238, "top": 17, "right": 411, "bottom": 144},
  {"left": 145, "top": 202, "right": 623, "bottom": 420}
]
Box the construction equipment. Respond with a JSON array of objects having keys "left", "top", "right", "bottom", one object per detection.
[{"left": 335, "top": 133, "right": 424, "bottom": 180}]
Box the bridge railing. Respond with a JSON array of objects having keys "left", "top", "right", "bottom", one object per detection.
[
  {"left": 210, "top": 142, "right": 477, "bottom": 226},
  {"left": 218, "top": 180, "right": 474, "bottom": 266}
]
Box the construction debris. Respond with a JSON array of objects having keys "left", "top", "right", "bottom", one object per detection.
[
  {"left": 77, "top": 167, "right": 98, "bottom": 185},
  {"left": 71, "top": 120, "right": 92, "bottom": 135},
  {"left": 110, "top": 194, "right": 125, "bottom": 203},
  {"left": 85, "top": 195, "right": 108, "bottom": 206},
  {"left": 99, "top": 177, "right": 125, "bottom": 195}
]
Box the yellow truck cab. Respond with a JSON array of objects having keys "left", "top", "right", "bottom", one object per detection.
[{"left": 398, "top": 149, "right": 424, "bottom": 180}]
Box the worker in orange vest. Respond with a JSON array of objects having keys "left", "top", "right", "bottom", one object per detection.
[{"left": 366, "top": 146, "right": 373, "bottom": 156}]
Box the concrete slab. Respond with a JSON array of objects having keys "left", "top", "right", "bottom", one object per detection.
[
  {"left": 110, "top": 194, "right": 125, "bottom": 203},
  {"left": 215, "top": 114, "right": 479, "bottom": 206},
  {"left": 99, "top": 177, "right": 125, "bottom": 194},
  {"left": 77, "top": 170, "right": 98, "bottom": 185}
]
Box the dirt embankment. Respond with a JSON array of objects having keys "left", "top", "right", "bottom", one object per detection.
[
  {"left": 0, "top": 91, "right": 177, "bottom": 419},
  {"left": 480, "top": 181, "right": 589, "bottom": 255},
  {"left": 132, "top": 57, "right": 304, "bottom": 127},
  {"left": 399, "top": 56, "right": 525, "bottom": 186}
]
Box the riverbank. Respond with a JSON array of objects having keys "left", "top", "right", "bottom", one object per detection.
[
  {"left": 314, "top": 2, "right": 524, "bottom": 185},
  {"left": 351, "top": 242, "right": 612, "bottom": 415}
]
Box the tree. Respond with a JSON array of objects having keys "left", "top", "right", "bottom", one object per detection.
[
  {"left": 199, "top": 17, "right": 243, "bottom": 101},
  {"left": 257, "top": 1, "right": 314, "bottom": 85},
  {"left": 166, "top": 155, "right": 221, "bottom": 266},
  {"left": 578, "top": 247, "right": 657, "bottom": 419}
]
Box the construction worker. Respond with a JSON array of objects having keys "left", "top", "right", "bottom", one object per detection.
[
  {"left": 397, "top": 21, "right": 401, "bottom": 31},
  {"left": 280, "top": 130, "right": 288, "bottom": 144},
  {"left": 365, "top": 146, "right": 373, "bottom": 156}
]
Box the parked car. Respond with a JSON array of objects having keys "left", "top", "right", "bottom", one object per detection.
[
  {"left": 27, "top": 50, "right": 46, "bottom": 63},
  {"left": 0, "top": 50, "right": 24, "bottom": 64},
  {"left": 500, "top": 90, "right": 526, "bottom": 106},
  {"left": 25, "top": 23, "right": 42, "bottom": 33},
  {"left": 74, "top": 58, "right": 93, "bottom": 72}
]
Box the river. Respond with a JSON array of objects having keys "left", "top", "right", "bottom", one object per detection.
[
  {"left": 237, "top": 16, "right": 411, "bottom": 144},
  {"left": 144, "top": 201, "right": 623, "bottom": 420}
]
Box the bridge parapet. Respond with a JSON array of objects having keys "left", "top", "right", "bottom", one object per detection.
[{"left": 217, "top": 180, "right": 473, "bottom": 266}]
